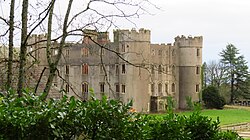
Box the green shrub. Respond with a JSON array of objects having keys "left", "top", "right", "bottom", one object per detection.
[
  {"left": 0, "top": 89, "right": 242, "bottom": 140},
  {"left": 217, "top": 130, "right": 243, "bottom": 140},
  {"left": 148, "top": 112, "right": 242, "bottom": 140},
  {"left": 0, "top": 90, "right": 147, "bottom": 139},
  {"left": 202, "top": 86, "right": 226, "bottom": 109}
]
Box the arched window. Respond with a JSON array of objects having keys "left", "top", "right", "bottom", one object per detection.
[
  {"left": 82, "top": 47, "right": 89, "bottom": 57},
  {"left": 82, "top": 64, "right": 89, "bottom": 75},
  {"left": 82, "top": 82, "right": 88, "bottom": 100}
]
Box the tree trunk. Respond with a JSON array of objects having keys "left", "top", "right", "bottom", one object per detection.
[
  {"left": 42, "top": 0, "right": 73, "bottom": 100},
  {"left": 6, "top": 0, "right": 15, "bottom": 89},
  {"left": 230, "top": 73, "right": 234, "bottom": 104},
  {"left": 17, "top": 0, "right": 29, "bottom": 97}
]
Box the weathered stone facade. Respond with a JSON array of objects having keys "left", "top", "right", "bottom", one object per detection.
[{"left": 28, "top": 28, "right": 203, "bottom": 112}]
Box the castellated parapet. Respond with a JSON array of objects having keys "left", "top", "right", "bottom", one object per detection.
[
  {"left": 113, "top": 28, "right": 150, "bottom": 42},
  {"left": 174, "top": 35, "right": 202, "bottom": 47},
  {"left": 27, "top": 34, "right": 47, "bottom": 45},
  {"left": 27, "top": 28, "right": 203, "bottom": 112}
]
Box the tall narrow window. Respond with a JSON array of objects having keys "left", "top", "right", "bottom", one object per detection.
[
  {"left": 115, "top": 83, "right": 120, "bottom": 93},
  {"left": 196, "top": 84, "right": 200, "bottom": 92},
  {"left": 121, "top": 44, "right": 125, "bottom": 52},
  {"left": 158, "top": 65, "right": 162, "bottom": 74},
  {"left": 197, "top": 48, "right": 200, "bottom": 56},
  {"left": 115, "top": 64, "right": 119, "bottom": 75},
  {"left": 196, "top": 66, "right": 200, "bottom": 74},
  {"left": 82, "top": 47, "right": 89, "bottom": 57},
  {"left": 66, "top": 84, "right": 69, "bottom": 93},
  {"left": 151, "top": 65, "right": 155, "bottom": 74},
  {"left": 172, "top": 83, "right": 175, "bottom": 92},
  {"left": 165, "top": 83, "right": 168, "bottom": 93},
  {"left": 122, "top": 64, "right": 126, "bottom": 74},
  {"left": 151, "top": 83, "right": 155, "bottom": 93},
  {"left": 66, "top": 49, "right": 70, "bottom": 56},
  {"left": 172, "top": 65, "right": 175, "bottom": 74},
  {"left": 82, "top": 83, "right": 88, "bottom": 100},
  {"left": 99, "top": 48, "right": 105, "bottom": 56},
  {"left": 82, "top": 64, "right": 89, "bottom": 75},
  {"left": 100, "top": 82, "right": 105, "bottom": 93},
  {"left": 172, "top": 49, "right": 175, "bottom": 57},
  {"left": 122, "top": 84, "right": 126, "bottom": 93},
  {"left": 66, "top": 65, "right": 69, "bottom": 75},
  {"left": 166, "top": 65, "right": 169, "bottom": 73},
  {"left": 158, "top": 83, "right": 162, "bottom": 95}
]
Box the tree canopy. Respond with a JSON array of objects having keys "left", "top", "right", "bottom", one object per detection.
[{"left": 219, "top": 44, "right": 250, "bottom": 103}]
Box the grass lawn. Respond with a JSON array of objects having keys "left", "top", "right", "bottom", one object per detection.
[
  {"left": 151, "top": 106, "right": 250, "bottom": 126},
  {"left": 179, "top": 109, "right": 250, "bottom": 125}
]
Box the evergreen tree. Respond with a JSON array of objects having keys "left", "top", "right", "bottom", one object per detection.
[{"left": 220, "top": 44, "right": 250, "bottom": 103}]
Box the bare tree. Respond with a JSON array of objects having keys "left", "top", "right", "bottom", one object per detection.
[
  {"left": 204, "top": 60, "right": 226, "bottom": 88},
  {"left": 17, "top": 0, "right": 29, "bottom": 96},
  {"left": 6, "top": 0, "right": 15, "bottom": 89},
  {"left": 1, "top": 0, "right": 156, "bottom": 100},
  {"left": 40, "top": 0, "right": 156, "bottom": 99}
]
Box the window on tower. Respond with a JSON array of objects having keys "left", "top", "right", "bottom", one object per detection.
[
  {"left": 196, "top": 66, "right": 200, "bottom": 75},
  {"left": 197, "top": 48, "right": 200, "bottom": 56},
  {"left": 196, "top": 84, "right": 200, "bottom": 92}
]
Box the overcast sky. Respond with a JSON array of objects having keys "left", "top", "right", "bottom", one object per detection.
[
  {"left": 1, "top": 0, "right": 249, "bottom": 65},
  {"left": 113, "top": 0, "right": 250, "bottom": 65}
]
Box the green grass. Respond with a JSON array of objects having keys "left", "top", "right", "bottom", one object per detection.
[
  {"left": 179, "top": 109, "right": 250, "bottom": 125},
  {"left": 151, "top": 108, "right": 250, "bottom": 126}
]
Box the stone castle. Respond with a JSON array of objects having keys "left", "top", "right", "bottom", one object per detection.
[{"left": 28, "top": 28, "right": 203, "bottom": 112}]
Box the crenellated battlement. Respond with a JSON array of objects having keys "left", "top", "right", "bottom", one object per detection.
[
  {"left": 174, "top": 35, "right": 202, "bottom": 47},
  {"left": 113, "top": 28, "right": 151, "bottom": 42},
  {"left": 28, "top": 34, "right": 47, "bottom": 45}
]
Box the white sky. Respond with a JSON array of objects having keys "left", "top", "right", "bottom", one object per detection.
[
  {"left": 112, "top": 0, "right": 250, "bottom": 65},
  {"left": 1, "top": 0, "right": 249, "bottom": 65}
]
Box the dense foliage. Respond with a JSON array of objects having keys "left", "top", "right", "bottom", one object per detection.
[
  {"left": 0, "top": 90, "right": 242, "bottom": 140},
  {"left": 202, "top": 86, "right": 226, "bottom": 109}
]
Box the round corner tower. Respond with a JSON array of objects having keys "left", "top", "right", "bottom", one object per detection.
[{"left": 175, "top": 35, "right": 203, "bottom": 109}]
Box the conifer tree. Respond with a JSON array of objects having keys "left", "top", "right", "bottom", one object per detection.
[{"left": 220, "top": 44, "right": 250, "bottom": 103}]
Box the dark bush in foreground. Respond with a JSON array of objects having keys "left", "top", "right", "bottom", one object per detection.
[
  {"left": 0, "top": 89, "right": 242, "bottom": 140},
  {"left": 202, "top": 86, "right": 226, "bottom": 109}
]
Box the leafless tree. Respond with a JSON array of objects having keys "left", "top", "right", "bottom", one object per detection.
[
  {"left": 0, "top": 0, "right": 157, "bottom": 99},
  {"left": 205, "top": 60, "right": 226, "bottom": 88}
]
